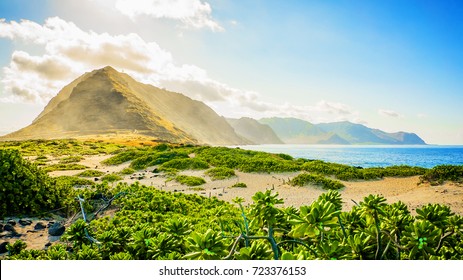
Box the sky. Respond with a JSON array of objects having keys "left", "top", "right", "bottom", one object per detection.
[{"left": 0, "top": 0, "right": 462, "bottom": 144}]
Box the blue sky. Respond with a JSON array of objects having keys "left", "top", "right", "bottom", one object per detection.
[{"left": 0, "top": 0, "right": 462, "bottom": 144}]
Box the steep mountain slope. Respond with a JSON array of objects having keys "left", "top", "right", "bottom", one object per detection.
[
  {"left": 226, "top": 117, "right": 283, "bottom": 144},
  {"left": 3, "top": 66, "right": 249, "bottom": 145}
]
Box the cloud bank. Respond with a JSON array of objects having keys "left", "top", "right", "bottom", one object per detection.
[{"left": 0, "top": 16, "right": 361, "bottom": 124}]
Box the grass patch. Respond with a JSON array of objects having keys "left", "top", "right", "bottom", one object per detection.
[
  {"left": 205, "top": 167, "right": 236, "bottom": 180},
  {"left": 58, "top": 155, "right": 84, "bottom": 164},
  {"left": 42, "top": 163, "right": 89, "bottom": 172},
  {"left": 77, "top": 170, "right": 106, "bottom": 177},
  {"left": 119, "top": 167, "right": 136, "bottom": 175},
  {"left": 101, "top": 174, "right": 123, "bottom": 182},
  {"left": 159, "top": 158, "right": 209, "bottom": 171},
  {"left": 290, "top": 173, "right": 345, "bottom": 190},
  {"left": 420, "top": 165, "right": 463, "bottom": 185},
  {"left": 175, "top": 175, "right": 206, "bottom": 186},
  {"left": 230, "top": 182, "right": 247, "bottom": 188}
]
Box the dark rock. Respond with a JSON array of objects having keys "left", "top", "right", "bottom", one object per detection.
[
  {"left": 94, "top": 177, "right": 99, "bottom": 181},
  {"left": 0, "top": 242, "right": 9, "bottom": 254},
  {"left": 47, "top": 221, "right": 55, "bottom": 228},
  {"left": 48, "top": 223, "right": 65, "bottom": 236},
  {"left": 18, "top": 219, "right": 33, "bottom": 226},
  {"left": 44, "top": 242, "right": 52, "bottom": 248},
  {"left": 34, "top": 222, "right": 46, "bottom": 230},
  {"left": 3, "top": 224, "right": 15, "bottom": 232},
  {"left": 0, "top": 223, "right": 3, "bottom": 232},
  {"left": 27, "top": 230, "right": 37, "bottom": 233},
  {"left": 7, "top": 219, "right": 16, "bottom": 226}
]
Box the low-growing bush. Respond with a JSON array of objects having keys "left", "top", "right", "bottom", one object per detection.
[
  {"left": 205, "top": 167, "right": 236, "bottom": 180},
  {"left": 175, "top": 175, "right": 206, "bottom": 186},
  {"left": 59, "top": 155, "right": 84, "bottom": 164},
  {"left": 159, "top": 158, "right": 209, "bottom": 171},
  {"left": 101, "top": 174, "right": 124, "bottom": 183},
  {"left": 119, "top": 167, "right": 136, "bottom": 175},
  {"left": 230, "top": 182, "right": 247, "bottom": 188},
  {"left": 290, "top": 173, "right": 345, "bottom": 190},
  {"left": 420, "top": 165, "right": 463, "bottom": 185},
  {"left": 41, "top": 163, "right": 89, "bottom": 172}
]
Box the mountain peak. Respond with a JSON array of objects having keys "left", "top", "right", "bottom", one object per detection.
[{"left": 2, "top": 67, "right": 248, "bottom": 145}]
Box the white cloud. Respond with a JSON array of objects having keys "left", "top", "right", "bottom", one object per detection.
[
  {"left": 0, "top": 17, "right": 364, "bottom": 126},
  {"left": 378, "top": 109, "right": 401, "bottom": 118},
  {"left": 113, "top": 0, "right": 223, "bottom": 31}
]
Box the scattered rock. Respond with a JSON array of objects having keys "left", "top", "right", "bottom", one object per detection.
[
  {"left": 18, "top": 218, "right": 33, "bottom": 226},
  {"left": 34, "top": 222, "right": 46, "bottom": 230},
  {"left": 94, "top": 178, "right": 99, "bottom": 182},
  {"left": 48, "top": 223, "right": 65, "bottom": 236},
  {"left": 47, "top": 221, "right": 55, "bottom": 228},
  {"left": 27, "top": 230, "right": 37, "bottom": 233},
  {"left": 4, "top": 224, "right": 15, "bottom": 232},
  {"left": 7, "top": 219, "right": 16, "bottom": 226},
  {"left": 44, "top": 242, "right": 52, "bottom": 248},
  {"left": 0, "top": 242, "right": 9, "bottom": 254}
]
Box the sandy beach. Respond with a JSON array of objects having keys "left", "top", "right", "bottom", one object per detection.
[{"left": 49, "top": 155, "right": 463, "bottom": 215}]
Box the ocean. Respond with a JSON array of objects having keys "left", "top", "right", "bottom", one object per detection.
[{"left": 233, "top": 145, "right": 463, "bottom": 168}]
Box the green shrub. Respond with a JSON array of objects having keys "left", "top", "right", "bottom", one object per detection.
[
  {"left": 159, "top": 158, "right": 209, "bottom": 171},
  {"left": 42, "top": 163, "right": 89, "bottom": 172},
  {"left": 101, "top": 174, "right": 123, "bottom": 182},
  {"left": 420, "top": 165, "right": 463, "bottom": 185},
  {"left": 0, "top": 149, "right": 73, "bottom": 217},
  {"left": 130, "top": 151, "right": 189, "bottom": 170},
  {"left": 175, "top": 175, "right": 206, "bottom": 186},
  {"left": 290, "top": 173, "right": 345, "bottom": 190},
  {"left": 119, "top": 167, "right": 136, "bottom": 175},
  {"left": 230, "top": 182, "right": 247, "bottom": 188},
  {"left": 205, "top": 167, "right": 236, "bottom": 180},
  {"left": 59, "top": 155, "right": 84, "bottom": 164}
]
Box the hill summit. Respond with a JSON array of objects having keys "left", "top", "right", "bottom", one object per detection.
[{"left": 2, "top": 66, "right": 249, "bottom": 145}]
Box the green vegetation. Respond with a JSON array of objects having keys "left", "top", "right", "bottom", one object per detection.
[
  {"left": 101, "top": 174, "right": 123, "bottom": 183},
  {"left": 290, "top": 173, "right": 345, "bottom": 190},
  {"left": 175, "top": 175, "right": 206, "bottom": 186},
  {"left": 119, "top": 167, "right": 136, "bottom": 175},
  {"left": 41, "top": 163, "right": 89, "bottom": 172},
  {"left": 205, "top": 167, "right": 236, "bottom": 180},
  {"left": 230, "top": 182, "right": 247, "bottom": 188},
  {"left": 59, "top": 155, "right": 84, "bottom": 164},
  {"left": 0, "top": 139, "right": 124, "bottom": 157},
  {"left": 2, "top": 139, "right": 463, "bottom": 260},
  {"left": 0, "top": 149, "right": 73, "bottom": 218},
  {"left": 420, "top": 165, "right": 463, "bottom": 185},
  {"left": 302, "top": 160, "right": 426, "bottom": 181},
  {"left": 159, "top": 158, "right": 209, "bottom": 171},
  {"left": 77, "top": 170, "right": 106, "bottom": 177}
]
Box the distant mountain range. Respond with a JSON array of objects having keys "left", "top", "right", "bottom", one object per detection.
[
  {"left": 1, "top": 66, "right": 426, "bottom": 145},
  {"left": 255, "top": 117, "right": 426, "bottom": 145}
]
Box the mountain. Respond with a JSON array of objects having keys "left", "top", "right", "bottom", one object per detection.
[
  {"left": 259, "top": 117, "right": 426, "bottom": 145},
  {"left": 259, "top": 117, "right": 347, "bottom": 144},
  {"left": 2, "top": 66, "right": 249, "bottom": 145},
  {"left": 226, "top": 117, "right": 283, "bottom": 144},
  {"left": 317, "top": 121, "right": 426, "bottom": 144}
]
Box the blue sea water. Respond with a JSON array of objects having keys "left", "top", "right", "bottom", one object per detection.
[{"left": 234, "top": 145, "right": 463, "bottom": 168}]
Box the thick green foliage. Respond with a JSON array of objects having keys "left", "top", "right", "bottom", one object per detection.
[
  {"left": 41, "top": 163, "right": 89, "bottom": 172},
  {"left": 0, "top": 149, "right": 73, "bottom": 217},
  {"left": 174, "top": 175, "right": 206, "bottom": 186},
  {"left": 159, "top": 158, "right": 209, "bottom": 171},
  {"left": 205, "top": 167, "right": 236, "bottom": 180},
  {"left": 230, "top": 182, "right": 247, "bottom": 188},
  {"left": 77, "top": 170, "right": 106, "bottom": 177},
  {"left": 420, "top": 165, "right": 463, "bottom": 185},
  {"left": 290, "top": 173, "right": 345, "bottom": 190}
]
